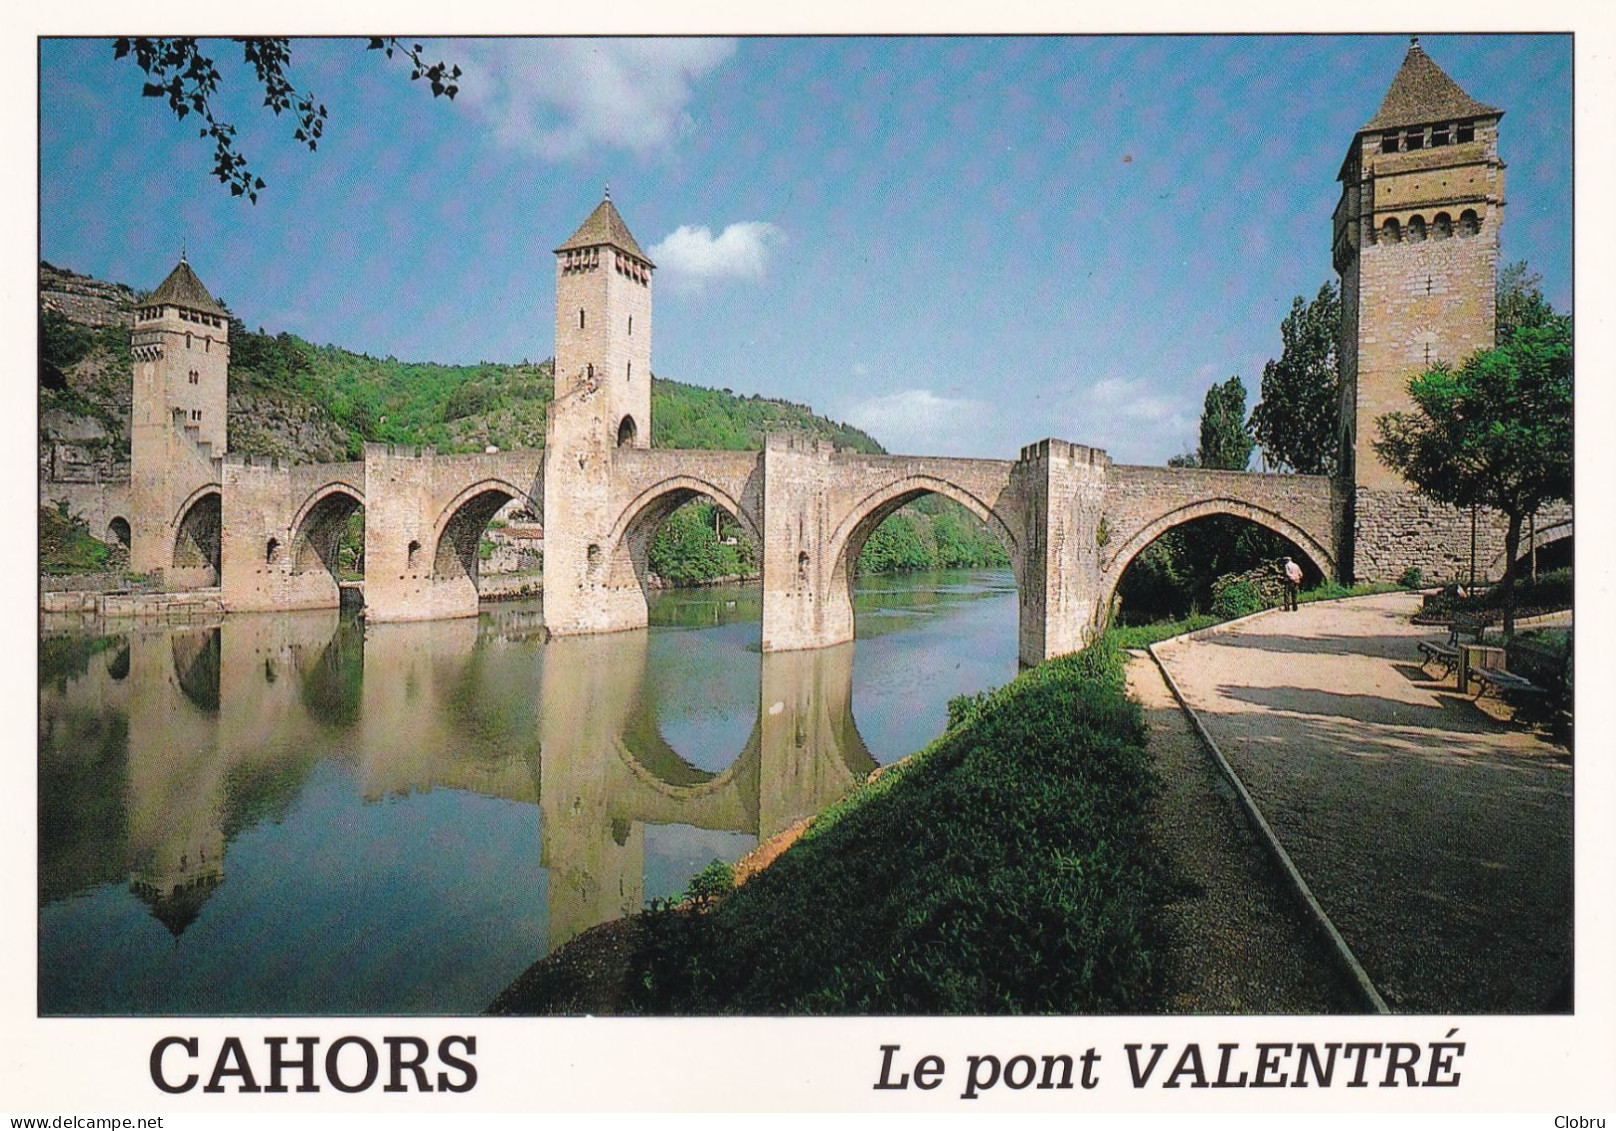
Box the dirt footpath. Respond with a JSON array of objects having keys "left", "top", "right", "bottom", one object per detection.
[
  {"left": 1129, "top": 655, "right": 1360, "bottom": 1013},
  {"left": 1153, "top": 593, "right": 1572, "bottom": 1013}
]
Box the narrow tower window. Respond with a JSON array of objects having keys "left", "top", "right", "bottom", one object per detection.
[
  {"left": 628, "top": 315, "right": 633, "bottom": 335},
  {"left": 626, "top": 361, "right": 632, "bottom": 382},
  {"left": 579, "top": 308, "right": 586, "bottom": 329}
]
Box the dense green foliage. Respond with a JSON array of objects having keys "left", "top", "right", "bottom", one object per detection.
[
  {"left": 651, "top": 379, "right": 882, "bottom": 454},
  {"left": 855, "top": 496, "right": 1011, "bottom": 576},
  {"left": 1112, "top": 515, "right": 1300, "bottom": 625},
  {"left": 1418, "top": 568, "right": 1573, "bottom": 624},
  {"left": 1195, "top": 374, "right": 1254, "bottom": 471},
  {"left": 647, "top": 501, "right": 756, "bottom": 586},
  {"left": 644, "top": 493, "right": 1010, "bottom": 587},
  {"left": 39, "top": 503, "right": 123, "bottom": 576},
  {"left": 628, "top": 636, "right": 1163, "bottom": 1014},
  {"left": 1249, "top": 281, "right": 1340, "bottom": 476},
  {"left": 1375, "top": 317, "right": 1572, "bottom": 633},
  {"left": 1209, "top": 577, "right": 1263, "bottom": 619}
]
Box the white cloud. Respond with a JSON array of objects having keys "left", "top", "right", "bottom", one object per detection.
[
  {"left": 648, "top": 222, "right": 781, "bottom": 289},
  {"left": 455, "top": 39, "right": 735, "bottom": 158},
  {"left": 844, "top": 389, "right": 992, "bottom": 457},
  {"left": 1070, "top": 376, "right": 1199, "bottom": 464}
]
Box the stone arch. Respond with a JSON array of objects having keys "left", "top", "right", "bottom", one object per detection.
[
  {"left": 602, "top": 475, "right": 764, "bottom": 593},
  {"left": 171, "top": 487, "right": 222, "bottom": 578},
  {"left": 431, "top": 478, "right": 540, "bottom": 583},
  {"left": 1099, "top": 497, "right": 1335, "bottom": 612},
  {"left": 1459, "top": 208, "right": 1480, "bottom": 236},
  {"left": 1433, "top": 211, "right": 1453, "bottom": 239},
  {"left": 107, "top": 516, "right": 131, "bottom": 548},
  {"left": 617, "top": 415, "right": 638, "bottom": 448},
  {"left": 824, "top": 475, "right": 1022, "bottom": 601},
  {"left": 1488, "top": 519, "right": 1573, "bottom": 577},
  {"left": 288, "top": 481, "right": 366, "bottom": 577},
  {"left": 1381, "top": 217, "right": 1402, "bottom": 243},
  {"left": 1407, "top": 214, "right": 1427, "bottom": 242}
]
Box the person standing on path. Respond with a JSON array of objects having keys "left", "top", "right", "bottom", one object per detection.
[{"left": 1282, "top": 556, "right": 1302, "bottom": 611}]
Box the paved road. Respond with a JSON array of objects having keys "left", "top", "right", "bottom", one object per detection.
[{"left": 1153, "top": 593, "right": 1572, "bottom": 1013}]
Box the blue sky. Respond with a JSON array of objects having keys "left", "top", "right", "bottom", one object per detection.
[{"left": 39, "top": 34, "right": 1572, "bottom": 465}]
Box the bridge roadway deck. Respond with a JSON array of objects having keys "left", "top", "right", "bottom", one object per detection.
[{"left": 1152, "top": 592, "right": 1572, "bottom": 1013}]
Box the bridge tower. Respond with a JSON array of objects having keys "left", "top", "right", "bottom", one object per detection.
[
  {"left": 543, "top": 190, "right": 658, "bottom": 635},
  {"left": 128, "top": 255, "right": 230, "bottom": 579},
  {"left": 1334, "top": 38, "right": 1505, "bottom": 580}
]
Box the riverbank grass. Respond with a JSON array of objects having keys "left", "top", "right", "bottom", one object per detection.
[{"left": 617, "top": 635, "right": 1162, "bottom": 1014}]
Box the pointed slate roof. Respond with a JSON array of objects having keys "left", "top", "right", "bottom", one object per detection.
[
  {"left": 149, "top": 257, "right": 227, "bottom": 318},
  {"left": 1362, "top": 39, "right": 1502, "bottom": 133},
  {"left": 554, "top": 195, "right": 652, "bottom": 264}
]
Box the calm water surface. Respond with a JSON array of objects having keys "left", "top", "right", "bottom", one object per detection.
[{"left": 38, "top": 569, "right": 1017, "bottom": 1014}]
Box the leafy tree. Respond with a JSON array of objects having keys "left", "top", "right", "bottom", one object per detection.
[
  {"left": 112, "top": 37, "right": 460, "bottom": 203},
  {"left": 1374, "top": 318, "right": 1572, "bottom": 635},
  {"left": 1250, "top": 281, "right": 1340, "bottom": 476},
  {"left": 1195, "top": 375, "right": 1254, "bottom": 471},
  {"left": 1166, "top": 451, "right": 1198, "bottom": 469},
  {"left": 1496, "top": 260, "right": 1555, "bottom": 345}
]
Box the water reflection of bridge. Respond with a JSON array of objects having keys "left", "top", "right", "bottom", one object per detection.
[{"left": 40, "top": 605, "right": 876, "bottom": 952}]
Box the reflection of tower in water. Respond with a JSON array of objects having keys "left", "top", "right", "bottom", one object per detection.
[
  {"left": 125, "top": 627, "right": 227, "bottom": 938},
  {"left": 82, "top": 603, "right": 883, "bottom": 955},
  {"left": 121, "top": 612, "right": 354, "bottom": 938}
]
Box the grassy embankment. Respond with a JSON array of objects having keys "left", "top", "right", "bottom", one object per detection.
[{"left": 493, "top": 634, "right": 1163, "bottom": 1015}]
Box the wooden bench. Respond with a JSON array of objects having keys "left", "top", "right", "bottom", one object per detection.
[{"left": 1417, "top": 612, "right": 1489, "bottom": 678}]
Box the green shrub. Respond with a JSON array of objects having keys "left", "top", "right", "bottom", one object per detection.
[
  {"left": 1398, "top": 566, "right": 1424, "bottom": 589},
  {"left": 684, "top": 860, "right": 735, "bottom": 908},
  {"left": 1209, "top": 577, "right": 1263, "bottom": 619}
]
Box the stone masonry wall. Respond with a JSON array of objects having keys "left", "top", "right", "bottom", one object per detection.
[{"left": 1354, "top": 488, "right": 1572, "bottom": 583}]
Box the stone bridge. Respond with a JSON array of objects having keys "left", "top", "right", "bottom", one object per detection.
[
  {"left": 195, "top": 427, "right": 1350, "bottom": 666},
  {"left": 1098, "top": 465, "right": 1341, "bottom": 609},
  {"left": 75, "top": 193, "right": 1555, "bottom": 668}
]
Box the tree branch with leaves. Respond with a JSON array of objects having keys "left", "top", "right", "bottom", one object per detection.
[{"left": 113, "top": 36, "right": 460, "bottom": 203}]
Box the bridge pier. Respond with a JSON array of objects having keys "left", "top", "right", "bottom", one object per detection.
[
  {"left": 759, "top": 435, "right": 844, "bottom": 653},
  {"left": 363, "top": 444, "right": 480, "bottom": 623},
  {"left": 1013, "top": 439, "right": 1110, "bottom": 666}
]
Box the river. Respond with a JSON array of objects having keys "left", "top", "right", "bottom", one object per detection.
[{"left": 37, "top": 568, "right": 1017, "bottom": 1015}]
